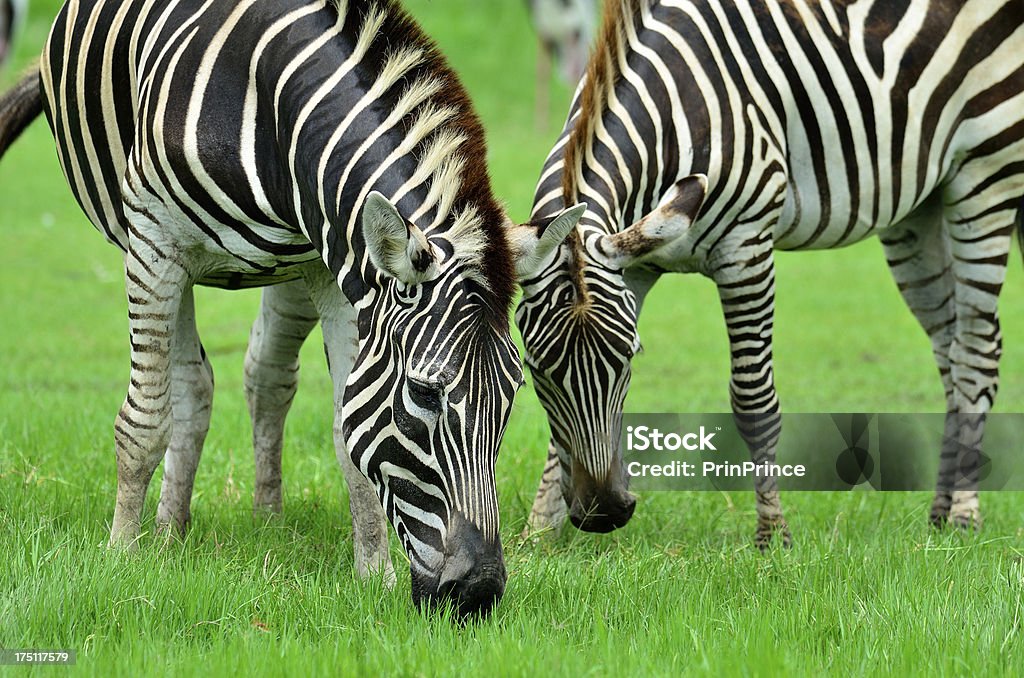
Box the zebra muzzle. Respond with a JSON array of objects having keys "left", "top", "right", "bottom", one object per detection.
[
  {"left": 413, "top": 510, "right": 506, "bottom": 621},
  {"left": 567, "top": 456, "right": 637, "bottom": 533}
]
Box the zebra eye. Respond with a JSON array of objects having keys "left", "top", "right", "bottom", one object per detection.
[{"left": 407, "top": 377, "right": 444, "bottom": 411}]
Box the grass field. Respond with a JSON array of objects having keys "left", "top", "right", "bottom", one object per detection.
[{"left": 4, "top": 2, "right": 1024, "bottom": 676}]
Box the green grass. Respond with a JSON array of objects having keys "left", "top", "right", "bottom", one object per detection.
[{"left": 4, "top": 1, "right": 1024, "bottom": 676}]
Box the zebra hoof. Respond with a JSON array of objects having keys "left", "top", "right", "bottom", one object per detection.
[
  {"left": 519, "top": 508, "right": 568, "bottom": 542},
  {"left": 754, "top": 521, "right": 792, "bottom": 552},
  {"left": 518, "top": 523, "right": 564, "bottom": 543},
  {"left": 949, "top": 509, "right": 982, "bottom": 532},
  {"left": 107, "top": 524, "right": 143, "bottom": 552},
  {"left": 252, "top": 502, "right": 283, "bottom": 520},
  {"left": 929, "top": 494, "right": 951, "bottom": 529},
  {"left": 154, "top": 511, "right": 190, "bottom": 538},
  {"left": 252, "top": 489, "right": 283, "bottom": 518},
  {"left": 928, "top": 510, "right": 948, "bottom": 529}
]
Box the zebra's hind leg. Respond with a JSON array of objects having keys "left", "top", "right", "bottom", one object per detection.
[
  {"left": 714, "top": 245, "right": 791, "bottom": 550},
  {"left": 879, "top": 194, "right": 958, "bottom": 527},
  {"left": 939, "top": 165, "right": 1021, "bottom": 529},
  {"left": 304, "top": 266, "right": 395, "bottom": 584},
  {"left": 109, "top": 244, "right": 189, "bottom": 548},
  {"left": 244, "top": 280, "right": 319, "bottom": 516},
  {"left": 522, "top": 440, "right": 569, "bottom": 538},
  {"left": 154, "top": 287, "right": 214, "bottom": 535}
]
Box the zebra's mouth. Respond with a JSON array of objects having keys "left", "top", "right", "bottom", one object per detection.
[
  {"left": 565, "top": 453, "right": 638, "bottom": 533},
  {"left": 411, "top": 564, "right": 506, "bottom": 622},
  {"left": 409, "top": 511, "right": 507, "bottom": 621},
  {"left": 568, "top": 490, "right": 637, "bottom": 533}
]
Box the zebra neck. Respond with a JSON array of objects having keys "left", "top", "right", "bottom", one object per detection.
[
  {"left": 557, "top": 2, "right": 724, "bottom": 238},
  {"left": 250, "top": 0, "right": 508, "bottom": 302}
]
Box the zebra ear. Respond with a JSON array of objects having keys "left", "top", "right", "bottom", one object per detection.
[
  {"left": 594, "top": 174, "right": 708, "bottom": 270},
  {"left": 510, "top": 202, "right": 587, "bottom": 279},
  {"left": 362, "top": 191, "right": 439, "bottom": 286}
]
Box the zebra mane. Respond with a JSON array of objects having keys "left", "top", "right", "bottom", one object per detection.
[
  {"left": 333, "top": 0, "right": 516, "bottom": 320},
  {"left": 561, "top": 0, "right": 650, "bottom": 310},
  {"left": 561, "top": 0, "right": 649, "bottom": 206}
]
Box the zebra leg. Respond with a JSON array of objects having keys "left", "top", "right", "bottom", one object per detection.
[
  {"left": 109, "top": 245, "right": 189, "bottom": 548},
  {"left": 714, "top": 247, "right": 791, "bottom": 550},
  {"left": 303, "top": 266, "right": 395, "bottom": 583},
  {"left": 523, "top": 440, "right": 569, "bottom": 537},
  {"left": 154, "top": 287, "right": 215, "bottom": 534},
  {"left": 879, "top": 195, "right": 959, "bottom": 526},
  {"left": 244, "top": 280, "right": 319, "bottom": 515},
  {"left": 939, "top": 170, "right": 1019, "bottom": 529}
]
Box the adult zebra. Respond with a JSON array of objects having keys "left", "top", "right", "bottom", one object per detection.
[
  {"left": 0, "top": 0, "right": 581, "bottom": 617},
  {"left": 518, "top": 0, "right": 1024, "bottom": 545},
  {"left": 0, "top": 0, "right": 26, "bottom": 66},
  {"left": 526, "top": 0, "right": 598, "bottom": 86},
  {"left": 525, "top": 0, "right": 598, "bottom": 128}
]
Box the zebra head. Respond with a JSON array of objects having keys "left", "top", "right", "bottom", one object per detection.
[
  {"left": 516, "top": 176, "right": 708, "bottom": 532},
  {"left": 349, "top": 192, "right": 580, "bottom": 617}
]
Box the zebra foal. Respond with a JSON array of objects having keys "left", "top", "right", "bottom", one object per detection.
[
  {"left": 518, "top": 0, "right": 1024, "bottom": 544},
  {"left": 0, "top": 0, "right": 581, "bottom": 617}
]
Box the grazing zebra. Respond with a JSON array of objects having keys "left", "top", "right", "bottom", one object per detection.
[
  {"left": 0, "top": 0, "right": 581, "bottom": 617},
  {"left": 0, "top": 0, "right": 26, "bottom": 66},
  {"left": 525, "top": 0, "right": 598, "bottom": 127},
  {"left": 517, "top": 0, "right": 1024, "bottom": 545}
]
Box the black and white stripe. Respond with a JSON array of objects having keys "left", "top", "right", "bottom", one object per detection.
[
  {"left": 0, "top": 0, "right": 581, "bottom": 617},
  {"left": 518, "top": 0, "right": 1024, "bottom": 543}
]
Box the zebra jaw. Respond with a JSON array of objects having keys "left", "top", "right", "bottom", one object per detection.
[
  {"left": 509, "top": 202, "right": 587, "bottom": 279},
  {"left": 593, "top": 173, "right": 708, "bottom": 270},
  {"left": 362, "top": 191, "right": 440, "bottom": 286}
]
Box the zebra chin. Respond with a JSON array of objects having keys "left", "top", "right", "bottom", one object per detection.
[{"left": 410, "top": 511, "right": 507, "bottom": 621}]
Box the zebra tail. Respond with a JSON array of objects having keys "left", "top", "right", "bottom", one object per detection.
[{"left": 0, "top": 65, "right": 42, "bottom": 159}]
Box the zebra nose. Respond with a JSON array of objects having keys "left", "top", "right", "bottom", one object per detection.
[
  {"left": 431, "top": 511, "right": 507, "bottom": 620},
  {"left": 567, "top": 456, "right": 637, "bottom": 532},
  {"left": 569, "top": 489, "right": 637, "bottom": 533}
]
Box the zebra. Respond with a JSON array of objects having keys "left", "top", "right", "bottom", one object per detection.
[
  {"left": 0, "top": 0, "right": 26, "bottom": 66},
  {"left": 517, "top": 0, "right": 1024, "bottom": 545},
  {"left": 0, "top": 0, "right": 581, "bottom": 617},
  {"left": 525, "top": 0, "right": 598, "bottom": 127}
]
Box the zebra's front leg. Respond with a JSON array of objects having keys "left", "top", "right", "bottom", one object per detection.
[
  {"left": 109, "top": 245, "right": 189, "bottom": 548},
  {"left": 523, "top": 440, "right": 569, "bottom": 537},
  {"left": 154, "top": 287, "right": 215, "bottom": 534},
  {"left": 244, "top": 280, "right": 319, "bottom": 516},
  {"left": 304, "top": 268, "right": 395, "bottom": 584},
  {"left": 714, "top": 248, "right": 791, "bottom": 550}
]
